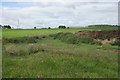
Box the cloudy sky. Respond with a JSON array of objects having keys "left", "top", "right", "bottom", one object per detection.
[{"left": 0, "top": 0, "right": 119, "bottom": 28}]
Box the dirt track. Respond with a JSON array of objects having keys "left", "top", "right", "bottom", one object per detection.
[{"left": 75, "top": 30, "right": 120, "bottom": 40}]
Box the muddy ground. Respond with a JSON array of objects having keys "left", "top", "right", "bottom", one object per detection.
[{"left": 75, "top": 30, "right": 120, "bottom": 40}]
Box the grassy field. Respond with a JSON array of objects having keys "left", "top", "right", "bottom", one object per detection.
[
  {"left": 0, "top": 29, "right": 2, "bottom": 79},
  {"left": 2, "top": 26, "right": 118, "bottom": 38},
  {"left": 2, "top": 27, "right": 119, "bottom": 78}
]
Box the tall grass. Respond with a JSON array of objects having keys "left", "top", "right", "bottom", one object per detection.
[
  {"left": 2, "top": 27, "right": 119, "bottom": 78},
  {"left": 3, "top": 38, "right": 118, "bottom": 78},
  {"left": 3, "top": 35, "right": 48, "bottom": 44},
  {"left": 4, "top": 43, "right": 46, "bottom": 56},
  {"left": 51, "top": 32, "right": 102, "bottom": 45}
]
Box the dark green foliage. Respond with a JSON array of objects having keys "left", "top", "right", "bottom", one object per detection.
[
  {"left": 58, "top": 25, "right": 66, "bottom": 29},
  {"left": 48, "top": 27, "right": 51, "bottom": 29},
  {"left": 111, "top": 40, "right": 120, "bottom": 46},
  {"left": 3, "top": 25, "right": 11, "bottom": 29},
  {"left": 34, "top": 27, "right": 36, "bottom": 29},
  {"left": 67, "top": 27, "right": 69, "bottom": 29}
]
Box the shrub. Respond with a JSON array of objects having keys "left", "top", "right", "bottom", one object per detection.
[{"left": 48, "top": 27, "right": 51, "bottom": 29}]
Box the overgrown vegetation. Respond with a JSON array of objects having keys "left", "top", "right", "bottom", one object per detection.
[
  {"left": 3, "top": 35, "right": 47, "bottom": 44},
  {"left": 51, "top": 32, "right": 102, "bottom": 45},
  {"left": 2, "top": 27, "right": 119, "bottom": 78},
  {"left": 3, "top": 38, "right": 118, "bottom": 78},
  {"left": 3, "top": 44, "right": 45, "bottom": 56}
]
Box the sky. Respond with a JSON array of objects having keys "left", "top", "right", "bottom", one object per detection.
[{"left": 0, "top": 0, "right": 119, "bottom": 29}]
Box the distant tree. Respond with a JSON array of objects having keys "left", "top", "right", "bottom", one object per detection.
[
  {"left": 0, "top": 25, "right": 2, "bottom": 29},
  {"left": 34, "top": 27, "right": 36, "bottom": 29},
  {"left": 7, "top": 25, "right": 11, "bottom": 29},
  {"left": 3, "top": 25, "right": 11, "bottom": 29},
  {"left": 67, "top": 27, "right": 69, "bottom": 29},
  {"left": 48, "top": 27, "right": 51, "bottom": 29},
  {"left": 58, "top": 25, "right": 66, "bottom": 29}
]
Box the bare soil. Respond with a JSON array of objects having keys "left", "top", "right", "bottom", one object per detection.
[{"left": 75, "top": 30, "right": 120, "bottom": 40}]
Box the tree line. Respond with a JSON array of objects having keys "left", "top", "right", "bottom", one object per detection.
[
  {"left": 0, "top": 25, "right": 12, "bottom": 29},
  {"left": 34, "top": 25, "right": 69, "bottom": 29},
  {"left": 88, "top": 24, "right": 120, "bottom": 27}
]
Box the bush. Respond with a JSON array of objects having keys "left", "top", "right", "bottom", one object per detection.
[{"left": 48, "top": 27, "right": 51, "bottom": 29}]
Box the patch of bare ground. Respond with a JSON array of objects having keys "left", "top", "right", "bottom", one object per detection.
[{"left": 75, "top": 30, "right": 120, "bottom": 40}]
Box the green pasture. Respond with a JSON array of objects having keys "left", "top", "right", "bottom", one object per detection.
[{"left": 2, "top": 26, "right": 118, "bottom": 38}]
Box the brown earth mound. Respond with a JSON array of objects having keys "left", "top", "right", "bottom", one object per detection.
[{"left": 75, "top": 30, "right": 120, "bottom": 40}]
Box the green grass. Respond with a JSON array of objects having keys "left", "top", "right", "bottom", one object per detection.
[
  {"left": 2, "top": 38, "right": 118, "bottom": 78},
  {"left": 51, "top": 32, "right": 102, "bottom": 45},
  {"left": 0, "top": 29, "right": 2, "bottom": 79},
  {"left": 0, "top": 40, "right": 2, "bottom": 79},
  {"left": 2, "top": 27, "right": 119, "bottom": 78},
  {"left": 2, "top": 26, "right": 118, "bottom": 38}
]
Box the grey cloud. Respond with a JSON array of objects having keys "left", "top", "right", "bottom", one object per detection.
[{"left": 1, "top": 1, "right": 118, "bottom": 28}]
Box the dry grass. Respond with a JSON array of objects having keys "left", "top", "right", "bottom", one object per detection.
[{"left": 5, "top": 44, "right": 45, "bottom": 56}]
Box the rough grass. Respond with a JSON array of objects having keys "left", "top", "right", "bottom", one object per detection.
[
  {"left": 2, "top": 27, "right": 119, "bottom": 78},
  {"left": 3, "top": 43, "right": 45, "bottom": 56},
  {"left": 3, "top": 35, "right": 48, "bottom": 44},
  {"left": 0, "top": 29, "right": 2, "bottom": 78},
  {"left": 2, "top": 38, "right": 118, "bottom": 78},
  {"left": 51, "top": 32, "right": 102, "bottom": 45},
  {"left": 0, "top": 39, "right": 2, "bottom": 78}
]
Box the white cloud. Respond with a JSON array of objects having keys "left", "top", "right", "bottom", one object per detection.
[
  {"left": 1, "top": 1, "right": 118, "bottom": 28},
  {"left": 2, "top": 0, "right": 120, "bottom": 2}
]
